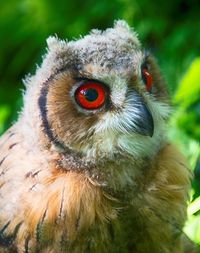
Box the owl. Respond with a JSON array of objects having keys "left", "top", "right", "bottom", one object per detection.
[{"left": 0, "top": 21, "right": 197, "bottom": 253}]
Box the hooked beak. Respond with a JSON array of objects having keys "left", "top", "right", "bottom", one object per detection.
[
  {"left": 124, "top": 91, "right": 154, "bottom": 137},
  {"left": 134, "top": 101, "right": 154, "bottom": 137}
]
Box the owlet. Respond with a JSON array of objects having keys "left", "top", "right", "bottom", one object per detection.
[{"left": 0, "top": 20, "right": 197, "bottom": 253}]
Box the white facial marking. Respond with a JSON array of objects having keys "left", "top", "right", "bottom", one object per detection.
[{"left": 86, "top": 94, "right": 170, "bottom": 160}]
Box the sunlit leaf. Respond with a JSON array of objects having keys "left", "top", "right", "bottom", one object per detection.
[
  {"left": 188, "top": 197, "right": 200, "bottom": 216},
  {"left": 184, "top": 215, "right": 200, "bottom": 244},
  {"left": 175, "top": 58, "right": 200, "bottom": 107},
  {"left": 0, "top": 105, "right": 11, "bottom": 134}
]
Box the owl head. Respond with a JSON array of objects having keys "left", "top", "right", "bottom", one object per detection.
[{"left": 22, "top": 20, "right": 170, "bottom": 163}]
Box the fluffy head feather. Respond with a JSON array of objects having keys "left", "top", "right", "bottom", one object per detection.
[{"left": 22, "top": 20, "right": 170, "bottom": 168}]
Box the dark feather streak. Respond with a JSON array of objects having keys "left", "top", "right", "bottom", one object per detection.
[
  {"left": 25, "top": 170, "right": 41, "bottom": 179},
  {"left": 36, "top": 208, "right": 47, "bottom": 242},
  {"left": 9, "top": 143, "right": 18, "bottom": 150},
  {"left": 0, "top": 221, "right": 22, "bottom": 247},
  {"left": 24, "top": 235, "right": 31, "bottom": 253},
  {"left": 38, "top": 68, "right": 68, "bottom": 151},
  {"left": 0, "top": 132, "right": 15, "bottom": 150},
  {"left": 0, "top": 156, "right": 7, "bottom": 167}
]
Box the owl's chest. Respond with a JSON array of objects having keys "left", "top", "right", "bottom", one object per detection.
[
  {"left": 28, "top": 194, "right": 171, "bottom": 253},
  {"left": 2, "top": 145, "right": 187, "bottom": 253},
  {"left": 29, "top": 197, "right": 143, "bottom": 253},
  {"left": 57, "top": 206, "right": 140, "bottom": 253},
  {"left": 16, "top": 169, "right": 147, "bottom": 253}
]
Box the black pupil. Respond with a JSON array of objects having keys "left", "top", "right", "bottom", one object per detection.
[{"left": 84, "top": 88, "right": 98, "bottom": 102}]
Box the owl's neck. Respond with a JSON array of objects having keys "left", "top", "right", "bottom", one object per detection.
[
  {"left": 47, "top": 142, "right": 154, "bottom": 196},
  {"left": 19, "top": 113, "right": 167, "bottom": 194}
]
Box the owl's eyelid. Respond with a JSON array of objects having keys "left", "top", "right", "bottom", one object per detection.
[
  {"left": 74, "top": 76, "right": 104, "bottom": 84},
  {"left": 74, "top": 77, "right": 110, "bottom": 92}
]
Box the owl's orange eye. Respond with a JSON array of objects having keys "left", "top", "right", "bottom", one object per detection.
[
  {"left": 142, "top": 68, "right": 153, "bottom": 92},
  {"left": 75, "top": 82, "right": 106, "bottom": 110}
]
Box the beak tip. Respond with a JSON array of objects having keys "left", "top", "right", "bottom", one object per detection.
[
  {"left": 149, "top": 129, "right": 154, "bottom": 137},
  {"left": 140, "top": 125, "right": 154, "bottom": 137}
]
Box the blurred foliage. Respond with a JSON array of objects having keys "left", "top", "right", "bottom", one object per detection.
[
  {"left": 175, "top": 58, "right": 200, "bottom": 140},
  {"left": 174, "top": 58, "right": 200, "bottom": 246},
  {"left": 0, "top": 0, "right": 200, "bottom": 248}
]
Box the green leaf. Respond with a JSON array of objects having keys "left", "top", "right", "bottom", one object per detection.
[
  {"left": 184, "top": 215, "right": 200, "bottom": 244},
  {"left": 175, "top": 58, "right": 200, "bottom": 107},
  {"left": 0, "top": 105, "right": 11, "bottom": 134},
  {"left": 188, "top": 197, "right": 200, "bottom": 216}
]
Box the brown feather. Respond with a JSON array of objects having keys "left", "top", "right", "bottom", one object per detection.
[{"left": 0, "top": 21, "right": 198, "bottom": 253}]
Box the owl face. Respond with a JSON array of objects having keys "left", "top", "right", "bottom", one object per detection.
[{"left": 24, "top": 21, "right": 170, "bottom": 162}]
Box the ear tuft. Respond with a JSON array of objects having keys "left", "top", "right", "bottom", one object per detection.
[
  {"left": 113, "top": 20, "right": 140, "bottom": 47},
  {"left": 114, "top": 20, "right": 131, "bottom": 31},
  {"left": 46, "top": 35, "right": 69, "bottom": 52},
  {"left": 46, "top": 36, "right": 60, "bottom": 50}
]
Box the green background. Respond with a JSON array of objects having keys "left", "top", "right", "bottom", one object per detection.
[{"left": 0, "top": 0, "right": 200, "bottom": 248}]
